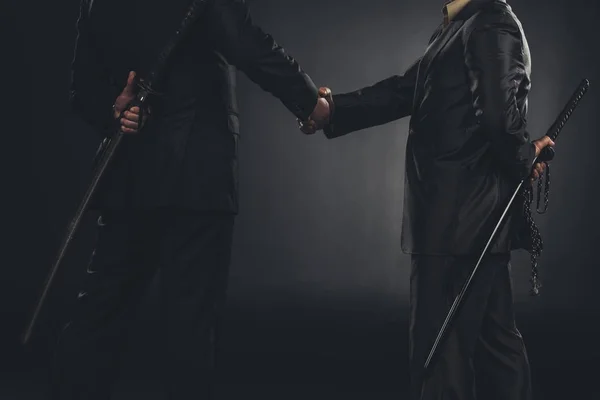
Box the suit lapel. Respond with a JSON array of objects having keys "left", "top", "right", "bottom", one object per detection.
[{"left": 412, "top": 20, "right": 465, "bottom": 115}]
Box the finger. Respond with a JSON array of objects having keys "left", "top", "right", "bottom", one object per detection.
[
  {"left": 121, "top": 119, "right": 139, "bottom": 129},
  {"left": 122, "top": 71, "right": 137, "bottom": 95},
  {"left": 299, "top": 119, "right": 315, "bottom": 128},
  {"left": 300, "top": 125, "right": 316, "bottom": 134},
  {"left": 318, "top": 87, "right": 331, "bottom": 97},
  {"left": 128, "top": 106, "right": 140, "bottom": 113},
  {"left": 541, "top": 136, "right": 555, "bottom": 147},
  {"left": 300, "top": 121, "right": 317, "bottom": 134},
  {"left": 310, "top": 98, "right": 330, "bottom": 122},
  {"left": 532, "top": 170, "right": 539, "bottom": 180},
  {"left": 534, "top": 164, "right": 544, "bottom": 174},
  {"left": 535, "top": 138, "right": 552, "bottom": 157},
  {"left": 124, "top": 111, "right": 140, "bottom": 122},
  {"left": 120, "top": 126, "right": 138, "bottom": 134}
]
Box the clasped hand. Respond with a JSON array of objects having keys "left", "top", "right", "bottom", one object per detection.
[
  {"left": 299, "top": 87, "right": 333, "bottom": 135},
  {"left": 530, "top": 136, "right": 555, "bottom": 184},
  {"left": 114, "top": 71, "right": 147, "bottom": 134}
]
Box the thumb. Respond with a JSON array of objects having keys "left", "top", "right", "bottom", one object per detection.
[
  {"left": 318, "top": 87, "right": 331, "bottom": 98},
  {"left": 534, "top": 135, "right": 555, "bottom": 157},
  {"left": 122, "top": 71, "right": 137, "bottom": 94},
  {"left": 540, "top": 135, "right": 555, "bottom": 147}
]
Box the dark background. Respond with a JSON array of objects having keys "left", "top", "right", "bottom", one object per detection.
[{"left": 4, "top": 0, "right": 600, "bottom": 398}]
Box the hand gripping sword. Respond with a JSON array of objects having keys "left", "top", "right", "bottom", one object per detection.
[
  {"left": 421, "top": 78, "right": 591, "bottom": 377},
  {"left": 21, "top": 0, "right": 209, "bottom": 345}
]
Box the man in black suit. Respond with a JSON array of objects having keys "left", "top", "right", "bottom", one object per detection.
[
  {"left": 301, "top": 1, "right": 553, "bottom": 399},
  {"left": 51, "top": 0, "right": 329, "bottom": 399}
]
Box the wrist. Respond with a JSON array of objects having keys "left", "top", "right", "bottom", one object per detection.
[
  {"left": 321, "top": 88, "right": 334, "bottom": 128},
  {"left": 532, "top": 141, "right": 541, "bottom": 157}
]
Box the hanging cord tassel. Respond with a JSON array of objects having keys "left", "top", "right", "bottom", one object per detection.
[
  {"left": 536, "top": 163, "right": 551, "bottom": 214},
  {"left": 522, "top": 161, "right": 551, "bottom": 296}
]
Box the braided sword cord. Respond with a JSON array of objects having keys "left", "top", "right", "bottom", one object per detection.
[{"left": 522, "top": 162, "right": 550, "bottom": 296}]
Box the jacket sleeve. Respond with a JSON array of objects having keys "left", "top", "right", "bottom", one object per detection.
[
  {"left": 322, "top": 58, "right": 420, "bottom": 139},
  {"left": 206, "top": 0, "right": 318, "bottom": 121},
  {"left": 464, "top": 14, "right": 535, "bottom": 181},
  {"left": 69, "top": 0, "right": 119, "bottom": 134}
]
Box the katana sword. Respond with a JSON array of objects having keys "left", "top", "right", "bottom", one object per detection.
[
  {"left": 21, "top": 0, "right": 208, "bottom": 345},
  {"left": 422, "top": 78, "right": 591, "bottom": 376}
]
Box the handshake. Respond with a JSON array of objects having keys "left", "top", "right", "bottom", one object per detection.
[
  {"left": 115, "top": 70, "right": 334, "bottom": 136},
  {"left": 298, "top": 87, "right": 334, "bottom": 135}
]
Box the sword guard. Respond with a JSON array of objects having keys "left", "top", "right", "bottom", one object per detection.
[
  {"left": 136, "top": 77, "right": 163, "bottom": 97},
  {"left": 537, "top": 146, "right": 555, "bottom": 163}
]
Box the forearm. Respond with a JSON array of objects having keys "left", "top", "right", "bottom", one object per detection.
[
  {"left": 240, "top": 46, "right": 319, "bottom": 120},
  {"left": 209, "top": 0, "right": 318, "bottom": 120},
  {"left": 472, "top": 32, "right": 535, "bottom": 180},
  {"left": 465, "top": 17, "right": 536, "bottom": 181},
  {"left": 323, "top": 74, "right": 415, "bottom": 139},
  {"left": 475, "top": 64, "right": 535, "bottom": 180}
]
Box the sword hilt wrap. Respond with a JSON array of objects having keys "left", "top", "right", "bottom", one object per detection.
[
  {"left": 547, "top": 79, "right": 590, "bottom": 143},
  {"left": 535, "top": 79, "right": 589, "bottom": 164}
]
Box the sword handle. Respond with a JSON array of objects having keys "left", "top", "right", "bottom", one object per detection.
[
  {"left": 547, "top": 78, "right": 590, "bottom": 142},
  {"left": 535, "top": 79, "right": 590, "bottom": 164}
]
